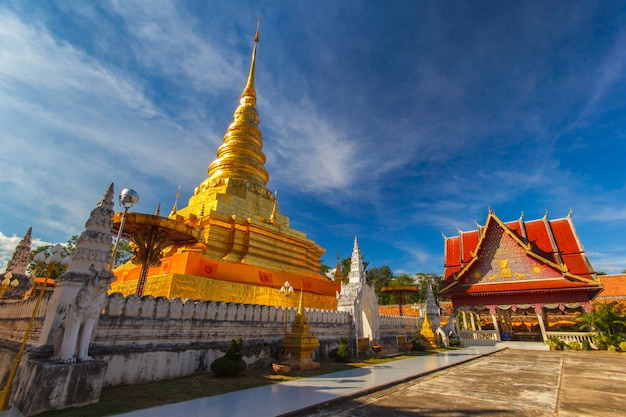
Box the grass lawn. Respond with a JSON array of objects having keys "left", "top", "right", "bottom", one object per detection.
[{"left": 37, "top": 349, "right": 451, "bottom": 417}]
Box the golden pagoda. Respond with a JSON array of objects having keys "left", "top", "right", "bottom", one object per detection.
[
  {"left": 282, "top": 289, "right": 320, "bottom": 370},
  {"left": 111, "top": 25, "right": 340, "bottom": 309}
]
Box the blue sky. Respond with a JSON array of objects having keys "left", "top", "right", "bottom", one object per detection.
[{"left": 1, "top": 1, "right": 626, "bottom": 276}]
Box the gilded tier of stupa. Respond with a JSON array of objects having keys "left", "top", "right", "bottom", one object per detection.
[{"left": 111, "top": 26, "right": 340, "bottom": 309}]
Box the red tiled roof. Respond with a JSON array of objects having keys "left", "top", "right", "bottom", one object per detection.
[
  {"left": 551, "top": 218, "right": 581, "bottom": 254},
  {"left": 378, "top": 305, "right": 421, "bottom": 317},
  {"left": 524, "top": 219, "right": 554, "bottom": 258},
  {"left": 462, "top": 230, "right": 479, "bottom": 263},
  {"left": 596, "top": 274, "right": 626, "bottom": 298},
  {"left": 444, "top": 236, "right": 462, "bottom": 278}
]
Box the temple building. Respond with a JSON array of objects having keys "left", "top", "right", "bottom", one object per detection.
[
  {"left": 111, "top": 27, "right": 340, "bottom": 309},
  {"left": 440, "top": 210, "right": 603, "bottom": 343}
]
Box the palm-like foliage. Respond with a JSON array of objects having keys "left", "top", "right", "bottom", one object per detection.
[{"left": 575, "top": 302, "right": 626, "bottom": 349}]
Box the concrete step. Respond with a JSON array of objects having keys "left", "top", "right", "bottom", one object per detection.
[{"left": 496, "top": 341, "right": 549, "bottom": 351}]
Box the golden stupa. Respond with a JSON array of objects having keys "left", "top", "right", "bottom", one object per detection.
[{"left": 111, "top": 25, "right": 340, "bottom": 309}]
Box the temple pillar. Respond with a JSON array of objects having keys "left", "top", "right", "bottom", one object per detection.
[
  {"left": 470, "top": 312, "right": 476, "bottom": 331},
  {"left": 476, "top": 313, "right": 482, "bottom": 330},
  {"left": 488, "top": 306, "right": 501, "bottom": 341},
  {"left": 461, "top": 311, "right": 468, "bottom": 330},
  {"left": 454, "top": 315, "right": 461, "bottom": 336},
  {"left": 534, "top": 305, "right": 548, "bottom": 342},
  {"left": 452, "top": 309, "right": 461, "bottom": 337}
]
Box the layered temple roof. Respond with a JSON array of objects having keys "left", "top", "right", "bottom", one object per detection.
[{"left": 441, "top": 211, "right": 601, "bottom": 298}]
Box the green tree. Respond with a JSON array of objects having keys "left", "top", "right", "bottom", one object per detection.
[
  {"left": 340, "top": 257, "right": 351, "bottom": 283},
  {"left": 414, "top": 273, "right": 444, "bottom": 303},
  {"left": 575, "top": 302, "right": 626, "bottom": 349},
  {"left": 366, "top": 265, "right": 394, "bottom": 304},
  {"left": 113, "top": 238, "right": 133, "bottom": 266}
]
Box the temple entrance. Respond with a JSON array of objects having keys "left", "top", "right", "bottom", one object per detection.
[
  {"left": 459, "top": 302, "right": 589, "bottom": 344},
  {"left": 360, "top": 301, "right": 378, "bottom": 341}
]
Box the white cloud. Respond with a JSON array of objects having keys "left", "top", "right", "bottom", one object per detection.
[
  {"left": 0, "top": 7, "right": 215, "bottom": 238},
  {"left": 110, "top": 0, "right": 243, "bottom": 94},
  {"left": 263, "top": 96, "right": 358, "bottom": 194}
]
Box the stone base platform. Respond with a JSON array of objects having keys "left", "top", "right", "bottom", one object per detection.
[{"left": 12, "top": 359, "right": 107, "bottom": 416}]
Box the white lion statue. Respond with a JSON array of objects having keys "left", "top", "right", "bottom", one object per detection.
[{"left": 51, "top": 265, "right": 114, "bottom": 363}]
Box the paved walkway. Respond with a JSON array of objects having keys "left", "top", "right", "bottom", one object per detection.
[
  {"left": 4, "top": 346, "right": 622, "bottom": 417},
  {"left": 111, "top": 346, "right": 502, "bottom": 417},
  {"left": 298, "top": 349, "right": 626, "bottom": 417},
  {"left": 0, "top": 346, "right": 500, "bottom": 417}
]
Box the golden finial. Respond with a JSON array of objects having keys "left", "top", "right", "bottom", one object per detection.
[
  {"left": 155, "top": 202, "right": 161, "bottom": 216},
  {"left": 241, "top": 18, "right": 260, "bottom": 105}
]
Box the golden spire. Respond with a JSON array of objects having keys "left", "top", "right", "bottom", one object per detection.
[
  {"left": 155, "top": 202, "right": 161, "bottom": 216},
  {"left": 241, "top": 18, "right": 260, "bottom": 106},
  {"left": 206, "top": 19, "right": 269, "bottom": 188},
  {"left": 333, "top": 252, "right": 343, "bottom": 282},
  {"left": 297, "top": 285, "right": 305, "bottom": 315},
  {"left": 169, "top": 186, "right": 180, "bottom": 217}
]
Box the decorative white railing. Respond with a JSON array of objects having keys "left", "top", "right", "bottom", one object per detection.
[
  {"left": 0, "top": 294, "right": 51, "bottom": 319},
  {"left": 101, "top": 293, "right": 352, "bottom": 325},
  {"left": 460, "top": 330, "right": 498, "bottom": 341},
  {"left": 545, "top": 331, "right": 594, "bottom": 344},
  {"left": 378, "top": 314, "right": 418, "bottom": 328}
]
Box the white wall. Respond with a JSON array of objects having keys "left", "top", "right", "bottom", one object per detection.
[{"left": 0, "top": 293, "right": 419, "bottom": 386}]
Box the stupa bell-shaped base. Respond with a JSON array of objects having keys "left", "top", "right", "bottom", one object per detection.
[{"left": 282, "top": 336, "right": 320, "bottom": 370}]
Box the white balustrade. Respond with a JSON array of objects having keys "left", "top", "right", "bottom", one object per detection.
[
  {"left": 460, "top": 330, "right": 498, "bottom": 341},
  {"left": 546, "top": 331, "right": 594, "bottom": 344}
]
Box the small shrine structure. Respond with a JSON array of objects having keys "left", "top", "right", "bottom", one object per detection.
[
  {"left": 0, "top": 228, "right": 33, "bottom": 300},
  {"left": 281, "top": 289, "right": 320, "bottom": 370},
  {"left": 440, "top": 210, "right": 602, "bottom": 344},
  {"left": 337, "top": 237, "right": 379, "bottom": 342}
]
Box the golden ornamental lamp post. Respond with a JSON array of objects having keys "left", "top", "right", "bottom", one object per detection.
[
  {"left": 0, "top": 272, "right": 19, "bottom": 299},
  {"left": 0, "top": 244, "right": 71, "bottom": 410},
  {"left": 280, "top": 281, "right": 294, "bottom": 335}
]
